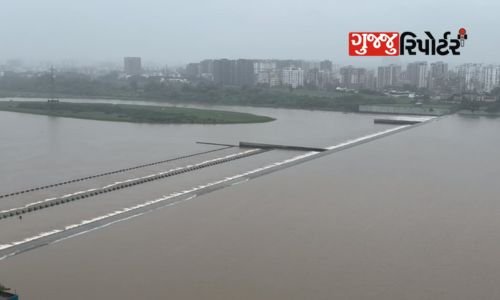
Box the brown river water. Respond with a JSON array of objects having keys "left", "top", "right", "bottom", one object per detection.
[{"left": 0, "top": 99, "right": 499, "bottom": 299}]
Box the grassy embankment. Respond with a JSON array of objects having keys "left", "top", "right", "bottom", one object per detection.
[{"left": 0, "top": 101, "right": 275, "bottom": 124}]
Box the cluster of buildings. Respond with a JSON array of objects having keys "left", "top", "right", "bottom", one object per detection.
[
  {"left": 374, "top": 62, "right": 500, "bottom": 93},
  {"left": 364, "top": 62, "right": 448, "bottom": 91},
  {"left": 184, "top": 59, "right": 337, "bottom": 89},
  {"left": 2, "top": 57, "right": 498, "bottom": 98},
  {"left": 336, "top": 62, "right": 499, "bottom": 94},
  {"left": 182, "top": 58, "right": 500, "bottom": 95},
  {"left": 457, "top": 63, "right": 500, "bottom": 93}
]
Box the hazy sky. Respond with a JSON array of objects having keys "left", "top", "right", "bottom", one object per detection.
[{"left": 0, "top": 0, "right": 498, "bottom": 66}]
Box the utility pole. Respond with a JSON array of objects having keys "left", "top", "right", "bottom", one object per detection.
[{"left": 48, "top": 66, "right": 59, "bottom": 103}]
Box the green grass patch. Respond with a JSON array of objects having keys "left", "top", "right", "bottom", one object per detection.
[{"left": 0, "top": 101, "right": 275, "bottom": 124}]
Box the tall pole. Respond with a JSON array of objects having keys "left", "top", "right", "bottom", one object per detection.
[{"left": 49, "top": 66, "right": 57, "bottom": 102}]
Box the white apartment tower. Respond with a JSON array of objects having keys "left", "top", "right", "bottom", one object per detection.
[
  {"left": 282, "top": 67, "right": 304, "bottom": 89},
  {"left": 482, "top": 65, "right": 500, "bottom": 92}
]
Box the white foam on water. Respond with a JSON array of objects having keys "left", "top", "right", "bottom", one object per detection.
[{"left": 0, "top": 149, "right": 259, "bottom": 215}]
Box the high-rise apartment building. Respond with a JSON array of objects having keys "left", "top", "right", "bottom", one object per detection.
[
  {"left": 377, "top": 64, "right": 401, "bottom": 89},
  {"left": 481, "top": 65, "right": 500, "bottom": 92},
  {"left": 123, "top": 57, "right": 142, "bottom": 75},
  {"left": 407, "top": 62, "right": 428, "bottom": 89},
  {"left": 282, "top": 67, "right": 304, "bottom": 88},
  {"left": 340, "top": 66, "right": 367, "bottom": 89}
]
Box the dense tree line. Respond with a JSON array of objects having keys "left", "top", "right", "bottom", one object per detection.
[{"left": 0, "top": 72, "right": 402, "bottom": 112}]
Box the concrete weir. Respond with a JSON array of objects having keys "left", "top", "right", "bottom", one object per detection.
[
  {"left": 0, "top": 146, "right": 233, "bottom": 200},
  {"left": 239, "top": 142, "right": 327, "bottom": 152},
  {"left": 374, "top": 118, "right": 422, "bottom": 125},
  {"left": 374, "top": 116, "right": 434, "bottom": 125},
  {"left": 0, "top": 148, "right": 266, "bottom": 220},
  {"left": 0, "top": 118, "right": 438, "bottom": 260}
]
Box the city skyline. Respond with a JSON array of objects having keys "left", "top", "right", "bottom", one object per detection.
[
  {"left": 3, "top": 57, "right": 499, "bottom": 97},
  {"left": 2, "top": 57, "right": 499, "bottom": 70}
]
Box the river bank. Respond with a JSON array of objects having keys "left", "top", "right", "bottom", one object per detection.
[{"left": 0, "top": 93, "right": 456, "bottom": 116}]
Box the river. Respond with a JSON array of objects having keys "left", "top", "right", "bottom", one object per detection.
[{"left": 0, "top": 99, "right": 499, "bottom": 299}]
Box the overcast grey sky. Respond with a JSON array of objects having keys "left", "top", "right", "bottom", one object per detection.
[{"left": 0, "top": 0, "right": 498, "bottom": 65}]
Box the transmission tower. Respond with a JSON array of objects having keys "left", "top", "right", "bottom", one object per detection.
[{"left": 48, "top": 66, "right": 59, "bottom": 102}]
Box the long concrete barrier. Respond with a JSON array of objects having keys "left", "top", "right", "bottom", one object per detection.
[
  {"left": 239, "top": 142, "right": 327, "bottom": 152},
  {"left": 0, "top": 148, "right": 266, "bottom": 220},
  {"left": 0, "top": 146, "right": 233, "bottom": 200},
  {"left": 0, "top": 120, "right": 440, "bottom": 261},
  {"left": 374, "top": 118, "right": 422, "bottom": 125}
]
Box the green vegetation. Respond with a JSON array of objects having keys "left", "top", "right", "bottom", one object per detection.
[
  {"left": 459, "top": 100, "right": 481, "bottom": 112},
  {"left": 487, "top": 88, "right": 500, "bottom": 112},
  {"left": 0, "top": 283, "right": 9, "bottom": 292},
  {"left": 0, "top": 72, "right": 414, "bottom": 112},
  {"left": 486, "top": 101, "right": 500, "bottom": 113},
  {"left": 173, "top": 85, "right": 402, "bottom": 112},
  {"left": 0, "top": 101, "right": 275, "bottom": 124},
  {"left": 459, "top": 98, "right": 500, "bottom": 114}
]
